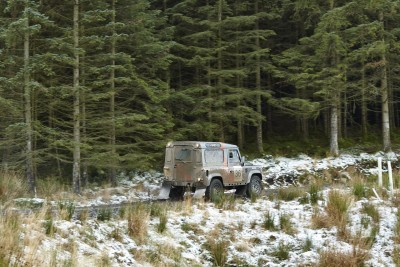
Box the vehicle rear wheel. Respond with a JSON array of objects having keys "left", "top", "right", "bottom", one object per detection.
[
  {"left": 246, "top": 175, "right": 263, "bottom": 197},
  {"left": 205, "top": 179, "right": 224, "bottom": 202},
  {"left": 169, "top": 186, "right": 185, "bottom": 200}
]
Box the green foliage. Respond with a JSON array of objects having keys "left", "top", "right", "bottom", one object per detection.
[
  {"left": 263, "top": 211, "right": 276, "bottom": 231},
  {"left": 272, "top": 241, "right": 291, "bottom": 261},
  {"left": 157, "top": 212, "right": 168, "bottom": 234},
  {"left": 97, "top": 208, "right": 112, "bottom": 221},
  {"left": 58, "top": 201, "right": 75, "bottom": 221},
  {"left": 0, "top": 0, "right": 399, "bottom": 190}
]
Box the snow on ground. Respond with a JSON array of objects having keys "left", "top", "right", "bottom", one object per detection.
[{"left": 10, "top": 151, "right": 400, "bottom": 266}]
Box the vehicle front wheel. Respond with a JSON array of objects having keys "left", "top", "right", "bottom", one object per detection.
[
  {"left": 205, "top": 179, "right": 224, "bottom": 202},
  {"left": 246, "top": 175, "right": 263, "bottom": 197}
]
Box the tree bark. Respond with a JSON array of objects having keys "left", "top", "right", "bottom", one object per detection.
[
  {"left": 255, "top": 0, "right": 264, "bottom": 154},
  {"left": 109, "top": 0, "right": 117, "bottom": 186},
  {"left": 72, "top": 0, "right": 81, "bottom": 194},
  {"left": 361, "top": 62, "right": 368, "bottom": 139},
  {"left": 24, "top": 7, "right": 35, "bottom": 194},
  {"left": 380, "top": 11, "right": 391, "bottom": 152},
  {"left": 330, "top": 103, "right": 339, "bottom": 156}
]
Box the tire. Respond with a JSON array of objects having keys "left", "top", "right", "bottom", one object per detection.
[
  {"left": 169, "top": 186, "right": 185, "bottom": 200},
  {"left": 246, "top": 175, "right": 263, "bottom": 197},
  {"left": 205, "top": 179, "right": 224, "bottom": 202}
]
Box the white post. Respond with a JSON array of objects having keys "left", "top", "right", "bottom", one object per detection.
[
  {"left": 388, "top": 161, "right": 393, "bottom": 196},
  {"left": 378, "top": 157, "right": 383, "bottom": 187}
]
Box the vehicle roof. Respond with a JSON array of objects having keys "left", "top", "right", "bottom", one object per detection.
[{"left": 166, "top": 141, "right": 238, "bottom": 149}]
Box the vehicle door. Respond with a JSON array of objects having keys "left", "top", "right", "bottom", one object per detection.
[
  {"left": 173, "top": 146, "right": 194, "bottom": 182},
  {"left": 228, "top": 149, "right": 243, "bottom": 183}
]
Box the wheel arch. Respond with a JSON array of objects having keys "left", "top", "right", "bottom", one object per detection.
[
  {"left": 209, "top": 176, "right": 224, "bottom": 187},
  {"left": 246, "top": 171, "right": 262, "bottom": 184}
]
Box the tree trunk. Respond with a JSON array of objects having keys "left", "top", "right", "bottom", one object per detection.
[
  {"left": 255, "top": 0, "right": 264, "bottom": 154},
  {"left": 109, "top": 0, "right": 117, "bottom": 186},
  {"left": 361, "top": 63, "right": 368, "bottom": 139},
  {"left": 72, "top": 0, "right": 81, "bottom": 194},
  {"left": 380, "top": 11, "right": 391, "bottom": 152},
  {"left": 330, "top": 104, "right": 339, "bottom": 156},
  {"left": 217, "top": 0, "right": 225, "bottom": 142},
  {"left": 24, "top": 10, "right": 35, "bottom": 194}
]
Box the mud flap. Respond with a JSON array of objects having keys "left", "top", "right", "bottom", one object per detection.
[
  {"left": 158, "top": 181, "right": 172, "bottom": 200},
  {"left": 193, "top": 188, "right": 207, "bottom": 199}
]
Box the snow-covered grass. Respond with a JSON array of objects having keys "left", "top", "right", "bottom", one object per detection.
[{"left": 2, "top": 151, "right": 400, "bottom": 266}]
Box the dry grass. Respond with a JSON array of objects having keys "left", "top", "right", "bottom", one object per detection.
[
  {"left": 311, "top": 208, "right": 331, "bottom": 229},
  {"left": 326, "top": 190, "right": 352, "bottom": 227},
  {"left": 127, "top": 204, "right": 150, "bottom": 244},
  {"left": 0, "top": 206, "right": 52, "bottom": 266},
  {"left": 0, "top": 211, "right": 23, "bottom": 265},
  {"left": 0, "top": 171, "right": 27, "bottom": 205},
  {"left": 279, "top": 213, "right": 296, "bottom": 235},
  {"left": 394, "top": 210, "right": 400, "bottom": 244},
  {"left": 318, "top": 245, "right": 369, "bottom": 267},
  {"left": 36, "top": 177, "right": 70, "bottom": 199},
  {"left": 205, "top": 238, "right": 229, "bottom": 267},
  {"left": 276, "top": 187, "right": 305, "bottom": 201}
]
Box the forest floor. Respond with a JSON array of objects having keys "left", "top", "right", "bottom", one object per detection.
[{"left": 2, "top": 150, "right": 400, "bottom": 266}]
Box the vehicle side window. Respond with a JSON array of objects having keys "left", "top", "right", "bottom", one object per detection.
[
  {"left": 196, "top": 150, "right": 202, "bottom": 163},
  {"left": 228, "top": 149, "right": 240, "bottom": 164},
  {"left": 205, "top": 149, "right": 224, "bottom": 164},
  {"left": 166, "top": 149, "right": 172, "bottom": 162}
]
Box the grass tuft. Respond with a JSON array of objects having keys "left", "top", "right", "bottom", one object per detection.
[
  {"left": 263, "top": 211, "right": 276, "bottom": 231},
  {"left": 326, "top": 190, "right": 352, "bottom": 227},
  {"left": 127, "top": 204, "right": 150, "bottom": 244},
  {"left": 0, "top": 172, "right": 27, "bottom": 204}
]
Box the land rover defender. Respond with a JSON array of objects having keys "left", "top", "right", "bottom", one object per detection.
[{"left": 158, "top": 141, "right": 263, "bottom": 201}]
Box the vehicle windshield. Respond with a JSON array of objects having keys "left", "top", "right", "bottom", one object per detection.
[{"left": 175, "top": 148, "right": 192, "bottom": 161}]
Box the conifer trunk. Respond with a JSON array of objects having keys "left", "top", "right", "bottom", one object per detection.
[
  {"left": 109, "top": 0, "right": 117, "bottom": 186},
  {"left": 217, "top": 0, "right": 224, "bottom": 142},
  {"left": 255, "top": 0, "right": 264, "bottom": 154},
  {"left": 72, "top": 0, "right": 81, "bottom": 194},
  {"left": 361, "top": 63, "right": 368, "bottom": 139},
  {"left": 379, "top": 11, "right": 391, "bottom": 152},
  {"left": 24, "top": 8, "right": 35, "bottom": 194},
  {"left": 330, "top": 103, "right": 339, "bottom": 156}
]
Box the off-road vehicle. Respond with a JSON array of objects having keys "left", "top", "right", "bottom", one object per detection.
[{"left": 158, "top": 141, "right": 263, "bottom": 200}]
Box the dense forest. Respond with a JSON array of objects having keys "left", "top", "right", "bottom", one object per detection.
[{"left": 0, "top": 0, "right": 399, "bottom": 193}]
